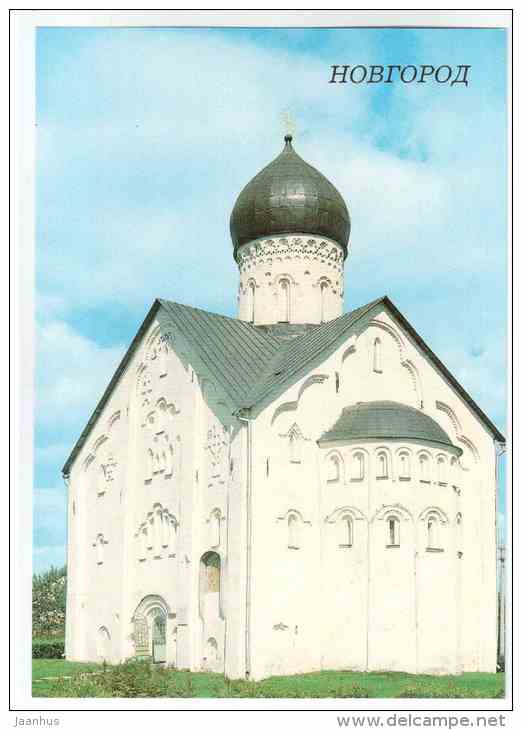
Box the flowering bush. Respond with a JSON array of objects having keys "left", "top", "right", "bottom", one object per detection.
[{"left": 32, "top": 565, "right": 66, "bottom": 638}]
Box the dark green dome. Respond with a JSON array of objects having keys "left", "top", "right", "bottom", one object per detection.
[
  {"left": 320, "top": 401, "right": 461, "bottom": 455},
  {"left": 230, "top": 135, "right": 351, "bottom": 259}
]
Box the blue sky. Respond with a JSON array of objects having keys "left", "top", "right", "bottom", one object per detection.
[{"left": 34, "top": 26, "right": 507, "bottom": 574}]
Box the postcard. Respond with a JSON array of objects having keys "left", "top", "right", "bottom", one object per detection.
[{"left": 10, "top": 8, "right": 512, "bottom": 725}]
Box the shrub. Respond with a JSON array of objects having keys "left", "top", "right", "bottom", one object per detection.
[
  {"left": 33, "top": 638, "right": 65, "bottom": 659},
  {"left": 52, "top": 661, "right": 196, "bottom": 698},
  {"left": 33, "top": 565, "right": 67, "bottom": 638}
]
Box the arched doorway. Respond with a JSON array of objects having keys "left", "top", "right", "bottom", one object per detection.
[
  {"left": 132, "top": 595, "right": 170, "bottom": 664},
  {"left": 199, "top": 551, "right": 225, "bottom": 672}
]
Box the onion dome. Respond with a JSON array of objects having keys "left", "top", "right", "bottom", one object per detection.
[
  {"left": 319, "top": 401, "right": 462, "bottom": 455},
  {"left": 230, "top": 135, "right": 351, "bottom": 259}
]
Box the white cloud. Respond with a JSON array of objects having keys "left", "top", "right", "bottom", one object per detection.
[
  {"left": 33, "top": 545, "right": 66, "bottom": 575},
  {"left": 36, "top": 319, "right": 126, "bottom": 431},
  {"left": 437, "top": 344, "right": 507, "bottom": 431},
  {"left": 33, "top": 486, "right": 67, "bottom": 576}
]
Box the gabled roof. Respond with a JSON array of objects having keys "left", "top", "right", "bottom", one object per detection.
[
  {"left": 319, "top": 400, "right": 463, "bottom": 456},
  {"left": 240, "top": 295, "right": 505, "bottom": 445},
  {"left": 62, "top": 294, "right": 505, "bottom": 476},
  {"left": 243, "top": 297, "right": 383, "bottom": 412},
  {"left": 158, "top": 298, "right": 281, "bottom": 411}
]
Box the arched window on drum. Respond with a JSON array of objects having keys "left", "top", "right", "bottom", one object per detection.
[
  {"left": 247, "top": 280, "right": 256, "bottom": 323},
  {"left": 351, "top": 451, "right": 365, "bottom": 481},
  {"left": 326, "top": 452, "right": 343, "bottom": 484},
  {"left": 277, "top": 278, "right": 291, "bottom": 323},
  {"left": 419, "top": 453, "right": 431, "bottom": 483},
  {"left": 319, "top": 280, "right": 330, "bottom": 323},
  {"left": 398, "top": 451, "right": 411, "bottom": 480},
  {"left": 437, "top": 456, "right": 448, "bottom": 485},
  {"left": 376, "top": 451, "right": 389, "bottom": 480}
]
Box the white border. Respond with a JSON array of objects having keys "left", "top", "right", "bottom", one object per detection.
[{"left": 8, "top": 7, "right": 515, "bottom": 725}]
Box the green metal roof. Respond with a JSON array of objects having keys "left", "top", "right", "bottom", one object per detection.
[
  {"left": 158, "top": 298, "right": 281, "bottom": 411},
  {"left": 319, "top": 400, "right": 462, "bottom": 455},
  {"left": 243, "top": 298, "right": 383, "bottom": 413},
  {"left": 62, "top": 295, "right": 505, "bottom": 476}
]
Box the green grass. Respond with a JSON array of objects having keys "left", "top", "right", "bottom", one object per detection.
[
  {"left": 33, "top": 658, "right": 100, "bottom": 680},
  {"left": 32, "top": 660, "right": 505, "bottom": 699}
]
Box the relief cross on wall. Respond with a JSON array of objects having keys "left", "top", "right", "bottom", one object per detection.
[{"left": 206, "top": 423, "right": 228, "bottom": 487}]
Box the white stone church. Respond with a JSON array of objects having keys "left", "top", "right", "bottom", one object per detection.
[{"left": 63, "top": 135, "right": 505, "bottom": 679}]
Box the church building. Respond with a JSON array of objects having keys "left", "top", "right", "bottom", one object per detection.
[{"left": 63, "top": 134, "right": 505, "bottom": 679}]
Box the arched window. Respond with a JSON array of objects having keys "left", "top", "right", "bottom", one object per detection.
[
  {"left": 205, "top": 637, "right": 219, "bottom": 667},
  {"left": 387, "top": 517, "right": 400, "bottom": 547},
  {"left": 419, "top": 454, "right": 430, "bottom": 482},
  {"left": 376, "top": 452, "right": 388, "bottom": 479},
  {"left": 320, "top": 280, "right": 329, "bottom": 323},
  {"left": 278, "top": 278, "right": 291, "bottom": 323},
  {"left": 247, "top": 280, "right": 256, "bottom": 323},
  {"left": 289, "top": 430, "right": 302, "bottom": 463},
  {"left": 327, "top": 453, "right": 342, "bottom": 483},
  {"left": 339, "top": 515, "right": 353, "bottom": 547},
  {"left": 288, "top": 514, "right": 299, "bottom": 549},
  {"left": 351, "top": 452, "right": 365, "bottom": 481},
  {"left": 427, "top": 516, "right": 437, "bottom": 549},
  {"left": 373, "top": 337, "right": 382, "bottom": 373},
  {"left": 437, "top": 456, "right": 447, "bottom": 484},
  {"left": 335, "top": 371, "right": 340, "bottom": 393},
  {"left": 426, "top": 513, "right": 443, "bottom": 551},
  {"left": 398, "top": 452, "right": 411, "bottom": 480}
]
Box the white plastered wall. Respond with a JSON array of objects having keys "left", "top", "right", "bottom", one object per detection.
[
  {"left": 247, "top": 302, "right": 497, "bottom": 679},
  {"left": 65, "top": 313, "right": 247, "bottom": 674}
]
